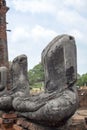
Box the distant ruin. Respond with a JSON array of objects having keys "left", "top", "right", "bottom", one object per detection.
[{"left": 0, "top": 0, "right": 86, "bottom": 130}]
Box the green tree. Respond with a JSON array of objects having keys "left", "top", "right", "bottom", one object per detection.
[
  {"left": 28, "top": 63, "right": 44, "bottom": 86},
  {"left": 77, "top": 73, "right": 87, "bottom": 87},
  {"left": 28, "top": 62, "right": 87, "bottom": 89}
]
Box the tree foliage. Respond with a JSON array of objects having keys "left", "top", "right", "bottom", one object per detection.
[
  {"left": 28, "top": 62, "right": 87, "bottom": 88},
  {"left": 77, "top": 73, "right": 87, "bottom": 87},
  {"left": 28, "top": 63, "right": 44, "bottom": 86}
]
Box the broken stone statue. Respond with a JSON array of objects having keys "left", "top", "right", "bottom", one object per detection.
[{"left": 0, "top": 34, "right": 78, "bottom": 130}]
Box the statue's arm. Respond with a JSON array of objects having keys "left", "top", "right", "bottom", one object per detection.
[
  {"left": 0, "top": 96, "right": 13, "bottom": 111},
  {"left": 12, "top": 91, "right": 57, "bottom": 112},
  {"left": 16, "top": 89, "right": 78, "bottom": 126}
]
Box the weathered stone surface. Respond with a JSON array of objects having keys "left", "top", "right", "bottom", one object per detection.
[
  {"left": 9, "top": 54, "right": 30, "bottom": 97},
  {"left": 13, "top": 35, "right": 78, "bottom": 129},
  {"left": 0, "top": 54, "right": 30, "bottom": 111},
  {"left": 42, "top": 34, "right": 77, "bottom": 93},
  {"left": 0, "top": 66, "right": 8, "bottom": 91},
  {"left": 0, "top": 34, "right": 78, "bottom": 130}
]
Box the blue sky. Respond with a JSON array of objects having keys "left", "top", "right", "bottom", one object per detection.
[{"left": 6, "top": 0, "right": 87, "bottom": 75}]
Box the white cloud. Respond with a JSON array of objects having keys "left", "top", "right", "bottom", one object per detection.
[
  {"left": 57, "top": 9, "right": 86, "bottom": 28},
  {"left": 11, "top": 27, "right": 30, "bottom": 43},
  {"left": 8, "top": 25, "right": 57, "bottom": 69},
  {"left": 10, "top": 25, "right": 57, "bottom": 43},
  {"left": 64, "top": 0, "right": 87, "bottom": 13},
  {"left": 6, "top": 0, "right": 87, "bottom": 74},
  {"left": 77, "top": 49, "right": 87, "bottom": 74},
  {"left": 12, "top": 0, "right": 87, "bottom": 15},
  {"left": 31, "top": 25, "right": 57, "bottom": 42},
  {"left": 12, "top": 0, "right": 55, "bottom": 13}
]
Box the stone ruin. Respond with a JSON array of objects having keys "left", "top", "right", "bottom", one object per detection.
[
  {"left": 0, "top": 34, "right": 78, "bottom": 130},
  {"left": 0, "top": 0, "right": 79, "bottom": 130}
]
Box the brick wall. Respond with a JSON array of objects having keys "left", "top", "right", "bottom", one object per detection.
[
  {"left": 69, "top": 88, "right": 87, "bottom": 130},
  {"left": 0, "top": 6, "right": 8, "bottom": 39},
  {"left": 78, "top": 88, "right": 87, "bottom": 109},
  {"left": 0, "top": 3, "right": 9, "bottom": 67}
]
